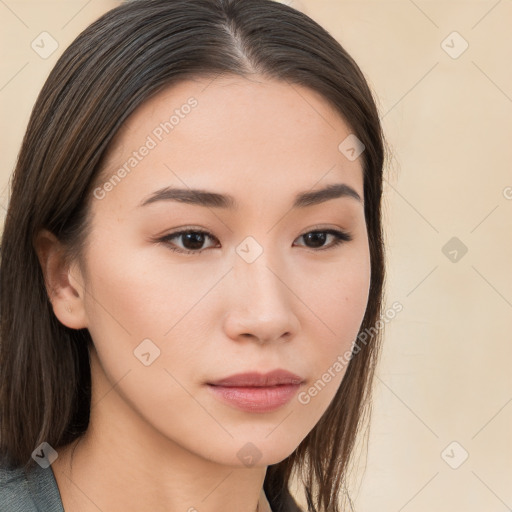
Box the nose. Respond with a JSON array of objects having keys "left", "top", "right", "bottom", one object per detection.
[{"left": 222, "top": 254, "right": 300, "bottom": 344}]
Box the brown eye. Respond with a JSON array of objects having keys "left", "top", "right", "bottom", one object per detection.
[
  {"left": 294, "top": 229, "right": 352, "bottom": 250},
  {"left": 159, "top": 230, "right": 219, "bottom": 254}
]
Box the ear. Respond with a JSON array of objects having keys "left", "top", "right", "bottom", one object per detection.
[{"left": 34, "top": 229, "right": 88, "bottom": 330}]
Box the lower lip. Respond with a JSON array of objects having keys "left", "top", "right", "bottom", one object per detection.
[{"left": 206, "top": 384, "right": 301, "bottom": 413}]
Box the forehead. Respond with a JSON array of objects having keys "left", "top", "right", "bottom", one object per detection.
[{"left": 95, "top": 75, "right": 364, "bottom": 213}]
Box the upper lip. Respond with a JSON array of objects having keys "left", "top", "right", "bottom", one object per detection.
[{"left": 207, "top": 369, "right": 304, "bottom": 387}]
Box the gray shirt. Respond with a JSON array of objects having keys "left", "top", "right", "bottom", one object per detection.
[{"left": 0, "top": 463, "right": 64, "bottom": 512}]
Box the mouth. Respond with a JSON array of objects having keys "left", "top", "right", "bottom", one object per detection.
[
  {"left": 206, "top": 370, "right": 305, "bottom": 413},
  {"left": 207, "top": 369, "right": 304, "bottom": 387}
]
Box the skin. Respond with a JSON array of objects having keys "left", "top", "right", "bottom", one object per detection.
[{"left": 35, "top": 74, "right": 370, "bottom": 512}]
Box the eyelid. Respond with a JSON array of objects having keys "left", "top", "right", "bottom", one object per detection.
[{"left": 157, "top": 225, "right": 352, "bottom": 254}]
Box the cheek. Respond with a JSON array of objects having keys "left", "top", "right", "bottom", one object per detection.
[
  {"left": 295, "top": 246, "right": 370, "bottom": 407},
  {"left": 80, "top": 243, "right": 212, "bottom": 425},
  {"left": 303, "top": 244, "right": 371, "bottom": 344},
  {"left": 80, "top": 236, "right": 223, "bottom": 385},
  {"left": 81, "top": 237, "right": 200, "bottom": 338}
]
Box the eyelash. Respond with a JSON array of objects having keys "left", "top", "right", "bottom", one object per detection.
[{"left": 157, "top": 227, "right": 352, "bottom": 255}]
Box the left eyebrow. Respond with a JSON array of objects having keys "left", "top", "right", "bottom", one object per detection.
[{"left": 138, "top": 182, "right": 363, "bottom": 209}]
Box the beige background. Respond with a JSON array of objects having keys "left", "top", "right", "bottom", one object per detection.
[{"left": 1, "top": 1, "right": 511, "bottom": 511}]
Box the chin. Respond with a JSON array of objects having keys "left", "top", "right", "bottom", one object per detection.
[{"left": 216, "top": 434, "right": 304, "bottom": 468}]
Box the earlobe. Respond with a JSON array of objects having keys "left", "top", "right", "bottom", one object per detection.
[{"left": 34, "top": 229, "right": 88, "bottom": 330}]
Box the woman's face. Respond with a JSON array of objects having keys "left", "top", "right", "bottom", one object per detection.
[{"left": 71, "top": 75, "right": 370, "bottom": 466}]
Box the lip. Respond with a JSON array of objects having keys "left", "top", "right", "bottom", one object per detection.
[
  {"left": 206, "top": 370, "right": 305, "bottom": 413},
  {"left": 207, "top": 370, "right": 304, "bottom": 387}
]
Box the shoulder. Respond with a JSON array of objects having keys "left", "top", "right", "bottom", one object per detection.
[
  {"left": 0, "top": 465, "right": 38, "bottom": 511},
  {"left": 0, "top": 462, "right": 64, "bottom": 512}
]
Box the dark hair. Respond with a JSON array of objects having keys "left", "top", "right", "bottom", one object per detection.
[{"left": 0, "top": 0, "right": 386, "bottom": 510}]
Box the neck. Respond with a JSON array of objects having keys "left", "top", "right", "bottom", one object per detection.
[{"left": 51, "top": 349, "right": 268, "bottom": 512}]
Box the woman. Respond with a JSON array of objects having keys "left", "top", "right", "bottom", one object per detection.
[{"left": 0, "top": 0, "right": 386, "bottom": 510}]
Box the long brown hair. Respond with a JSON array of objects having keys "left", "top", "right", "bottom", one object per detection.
[{"left": 0, "top": 1, "right": 386, "bottom": 510}]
